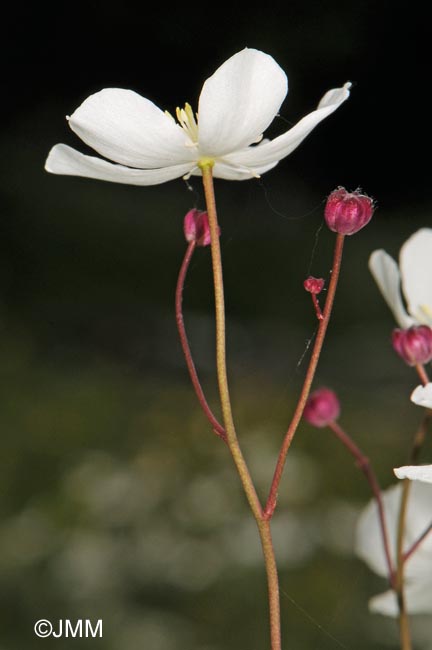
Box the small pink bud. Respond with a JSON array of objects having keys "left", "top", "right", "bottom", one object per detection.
[
  {"left": 183, "top": 209, "right": 214, "bottom": 247},
  {"left": 324, "top": 187, "right": 374, "bottom": 235},
  {"left": 304, "top": 276, "right": 325, "bottom": 294},
  {"left": 303, "top": 388, "right": 340, "bottom": 428},
  {"left": 392, "top": 326, "right": 432, "bottom": 366}
]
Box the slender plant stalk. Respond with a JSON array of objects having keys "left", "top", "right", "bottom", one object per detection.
[
  {"left": 265, "top": 233, "right": 345, "bottom": 518},
  {"left": 200, "top": 163, "right": 262, "bottom": 520},
  {"left": 396, "top": 477, "right": 413, "bottom": 650},
  {"left": 258, "top": 519, "right": 281, "bottom": 650},
  {"left": 310, "top": 293, "right": 324, "bottom": 320},
  {"left": 328, "top": 420, "right": 396, "bottom": 585},
  {"left": 200, "top": 162, "right": 281, "bottom": 650},
  {"left": 402, "top": 413, "right": 432, "bottom": 562},
  {"left": 175, "top": 240, "right": 226, "bottom": 440},
  {"left": 404, "top": 521, "right": 432, "bottom": 561},
  {"left": 415, "top": 363, "right": 430, "bottom": 386},
  {"left": 395, "top": 404, "right": 431, "bottom": 650}
]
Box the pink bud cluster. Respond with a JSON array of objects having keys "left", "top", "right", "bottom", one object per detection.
[
  {"left": 392, "top": 326, "right": 432, "bottom": 366},
  {"left": 303, "top": 388, "right": 340, "bottom": 428},
  {"left": 183, "top": 209, "right": 213, "bottom": 246},
  {"left": 303, "top": 276, "right": 325, "bottom": 294},
  {"left": 324, "top": 187, "right": 374, "bottom": 235}
]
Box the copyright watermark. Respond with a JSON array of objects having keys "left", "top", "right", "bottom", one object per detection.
[
  {"left": 34, "top": 619, "right": 103, "bottom": 638},
  {"left": 34, "top": 620, "right": 52, "bottom": 638}
]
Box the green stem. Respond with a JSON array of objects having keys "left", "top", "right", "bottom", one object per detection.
[
  {"left": 258, "top": 519, "right": 281, "bottom": 650},
  {"left": 396, "top": 478, "right": 412, "bottom": 650},
  {"left": 200, "top": 163, "right": 281, "bottom": 650}
]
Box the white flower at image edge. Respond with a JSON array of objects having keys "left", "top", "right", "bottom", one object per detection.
[
  {"left": 369, "top": 228, "right": 432, "bottom": 328},
  {"left": 355, "top": 481, "right": 432, "bottom": 617},
  {"left": 45, "top": 48, "right": 351, "bottom": 185},
  {"left": 411, "top": 382, "right": 432, "bottom": 409},
  {"left": 394, "top": 464, "right": 432, "bottom": 484}
]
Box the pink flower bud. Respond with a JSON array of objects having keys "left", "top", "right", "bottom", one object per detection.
[
  {"left": 392, "top": 326, "right": 432, "bottom": 366},
  {"left": 303, "top": 388, "right": 340, "bottom": 427},
  {"left": 324, "top": 187, "right": 374, "bottom": 235},
  {"left": 303, "top": 276, "right": 325, "bottom": 294},
  {"left": 183, "top": 209, "right": 214, "bottom": 247}
]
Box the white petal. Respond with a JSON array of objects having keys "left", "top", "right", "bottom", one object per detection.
[
  {"left": 369, "top": 250, "right": 414, "bottom": 328},
  {"left": 355, "top": 482, "right": 432, "bottom": 581},
  {"left": 45, "top": 144, "right": 193, "bottom": 186},
  {"left": 211, "top": 159, "right": 279, "bottom": 180},
  {"left": 197, "top": 48, "right": 287, "bottom": 157},
  {"left": 400, "top": 228, "right": 432, "bottom": 326},
  {"left": 368, "top": 590, "right": 399, "bottom": 617},
  {"left": 394, "top": 465, "right": 432, "bottom": 484},
  {"left": 68, "top": 88, "right": 195, "bottom": 168},
  {"left": 411, "top": 383, "right": 432, "bottom": 409},
  {"left": 355, "top": 484, "right": 400, "bottom": 578},
  {"left": 369, "top": 581, "right": 432, "bottom": 617},
  {"left": 404, "top": 581, "right": 432, "bottom": 614},
  {"left": 222, "top": 83, "right": 351, "bottom": 168}
]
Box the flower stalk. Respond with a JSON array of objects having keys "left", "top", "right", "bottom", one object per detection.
[
  {"left": 200, "top": 162, "right": 281, "bottom": 650},
  {"left": 175, "top": 240, "right": 226, "bottom": 440},
  {"left": 396, "top": 478, "right": 413, "bottom": 650},
  {"left": 265, "top": 233, "right": 345, "bottom": 518},
  {"left": 200, "top": 162, "right": 263, "bottom": 520},
  {"left": 403, "top": 521, "right": 432, "bottom": 562},
  {"left": 328, "top": 420, "right": 396, "bottom": 585},
  {"left": 415, "top": 363, "right": 430, "bottom": 387},
  {"left": 395, "top": 406, "right": 431, "bottom": 650}
]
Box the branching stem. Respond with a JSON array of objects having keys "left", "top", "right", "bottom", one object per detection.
[{"left": 265, "top": 233, "right": 345, "bottom": 518}]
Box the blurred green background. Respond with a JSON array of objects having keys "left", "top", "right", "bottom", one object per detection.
[{"left": 1, "top": 1, "right": 431, "bottom": 648}]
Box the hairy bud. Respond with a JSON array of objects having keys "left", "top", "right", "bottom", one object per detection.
[
  {"left": 304, "top": 276, "right": 325, "bottom": 294},
  {"left": 183, "top": 209, "right": 214, "bottom": 246},
  {"left": 324, "top": 187, "right": 374, "bottom": 235},
  {"left": 392, "top": 326, "right": 432, "bottom": 366}
]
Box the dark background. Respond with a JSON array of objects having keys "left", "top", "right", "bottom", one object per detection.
[{"left": 1, "top": 2, "right": 431, "bottom": 649}]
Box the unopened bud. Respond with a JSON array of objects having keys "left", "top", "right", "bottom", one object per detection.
[
  {"left": 392, "top": 326, "right": 432, "bottom": 366},
  {"left": 304, "top": 276, "right": 325, "bottom": 294},
  {"left": 183, "top": 209, "right": 214, "bottom": 246},
  {"left": 324, "top": 187, "right": 374, "bottom": 235},
  {"left": 303, "top": 388, "right": 340, "bottom": 428}
]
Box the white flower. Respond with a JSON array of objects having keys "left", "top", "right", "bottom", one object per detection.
[
  {"left": 45, "top": 48, "right": 350, "bottom": 186},
  {"left": 355, "top": 482, "right": 432, "bottom": 616},
  {"left": 394, "top": 464, "right": 432, "bottom": 484},
  {"left": 369, "top": 228, "right": 432, "bottom": 328},
  {"left": 411, "top": 383, "right": 432, "bottom": 409}
]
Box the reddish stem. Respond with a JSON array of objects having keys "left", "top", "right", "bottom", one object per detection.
[
  {"left": 311, "top": 294, "right": 324, "bottom": 320},
  {"left": 328, "top": 420, "right": 396, "bottom": 587},
  {"left": 415, "top": 363, "right": 430, "bottom": 386},
  {"left": 404, "top": 521, "right": 432, "bottom": 562},
  {"left": 175, "top": 241, "right": 226, "bottom": 441},
  {"left": 264, "top": 233, "right": 345, "bottom": 518}
]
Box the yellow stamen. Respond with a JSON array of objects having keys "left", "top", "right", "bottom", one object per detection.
[{"left": 176, "top": 102, "right": 199, "bottom": 143}]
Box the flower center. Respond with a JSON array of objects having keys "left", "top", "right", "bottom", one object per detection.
[{"left": 175, "top": 103, "right": 199, "bottom": 145}]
